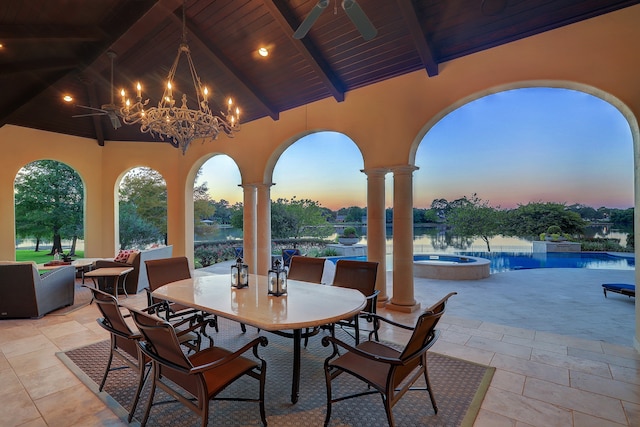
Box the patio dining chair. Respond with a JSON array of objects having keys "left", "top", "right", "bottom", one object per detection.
[
  {"left": 330, "top": 259, "right": 380, "bottom": 345},
  {"left": 129, "top": 307, "right": 268, "bottom": 427},
  {"left": 281, "top": 248, "right": 301, "bottom": 269},
  {"left": 145, "top": 256, "right": 220, "bottom": 334},
  {"left": 287, "top": 255, "right": 326, "bottom": 284},
  {"left": 88, "top": 286, "right": 203, "bottom": 422},
  {"left": 322, "top": 292, "right": 457, "bottom": 427}
]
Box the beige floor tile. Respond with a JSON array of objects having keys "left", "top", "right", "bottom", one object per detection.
[
  {"left": 572, "top": 411, "right": 627, "bottom": 427},
  {"left": 444, "top": 315, "right": 483, "bottom": 329},
  {"left": 610, "top": 364, "right": 640, "bottom": 385},
  {"left": 530, "top": 348, "right": 612, "bottom": 378},
  {"left": 491, "top": 353, "right": 570, "bottom": 386},
  {"left": 34, "top": 383, "right": 109, "bottom": 427},
  {"left": 501, "top": 335, "right": 568, "bottom": 355},
  {"left": 1, "top": 334, "right": 58, "bottom": 359},
  {"left": 49, "top": 328, "right": 104, "bottom": 351},
  {"left": 568, "top": 346, "right": 640, "bottom": 370},
  {"left": 0, "top": 367, "right": 28, "bottom": 397},
  {"left": 467, "top": 336, "right": 532, "bottom": 359},
  {"left": 481, "top": 387, "right": 573, "bottom": 427},
  {"left": 602, "top": 342, "right": 640, "bottom": 360},
  {"left": 0, "top": 388, "right": 42, "bottom": 427},
  {"left": 474, "top": 409, "right": 517, "bottom": 427},
  {"left": 0, "top": 351, "right": 10, "bottom": 371},
  {"left": 0, "top": 324, "right": 41, "bottom": 345},
  {"left": 37, "top": 320, "right": 89, "bottom": 339},
  {"left": 438, "top": 328, "right": 471, "bottom": 345},
  {"left": 448, "top": 324, "right": 504, "bottom": 341},
  {"left": 524, "top": 377, "right": 627, "bottom": 424},
  {"left": 534, "top": 331, "right": 605, "bottom": 353},
  {"left": 570, "top": 370, "right": 640, "bottom": 403},
  {"left": 490, "top": 369, "right": 526, "bottom": 394},
  {"left": 478, "top": 322, "right": 535, "bottom": 340},
  {"left": 622, "top": 401, "right": 640, "bottom": 426},
  {"left": 8, "top": 347, "right": 66, "bottom": 376},
  {"left": 431, "top": 341, "right": 496, "bottom": 366},
  {"left": 18, "top": 364, "right": 82, "bottom": 400},
  {"left": 15, "top": 418, "right": 47, "bottom": 427}
]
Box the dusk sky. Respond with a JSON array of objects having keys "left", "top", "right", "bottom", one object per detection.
[{"left": 197, "top": 87, "right": 634, "bottom": 211}]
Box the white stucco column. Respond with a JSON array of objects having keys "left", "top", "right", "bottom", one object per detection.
[
  {"left": 241, "top": 184, "right": 258, "bottom": 274},
  {"left": 256, "top": 183, "right": 273, "bottom": 276},
  {"left": 362, "top": 167, "right": 389, "bottom": 304},
  {"left": 387, "top": 165, "right": 420, "bottom": 312}
]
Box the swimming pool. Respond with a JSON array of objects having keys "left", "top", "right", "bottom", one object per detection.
[{"left": 327, "top": 252, "right": 635, "bottom": 274}]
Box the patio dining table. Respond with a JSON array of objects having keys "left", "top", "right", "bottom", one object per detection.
[{"left": 151, "top": 273, "right": 366, "bottom": 403}]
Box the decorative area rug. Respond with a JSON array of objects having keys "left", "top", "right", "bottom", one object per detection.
[
  {"left": 49, "top": 282, "right": 92, "bottom": 316},
  {"left": 58, "top": 320, "right": 494, "bottom": 427}
]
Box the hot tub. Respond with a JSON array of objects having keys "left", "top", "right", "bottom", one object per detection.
[{"left": 413, "top": 254, "right": 490, "bottom": 280}]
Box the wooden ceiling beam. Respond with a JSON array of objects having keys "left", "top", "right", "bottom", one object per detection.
[
  {"left": 174, "top": 13, "right": 280, "bottom": 121},
  {"left": 0, "top": 59, "right": 78, "bottom": 77},
  {"left": 263, "top": 0, "right": 346, "bottom": 102},
  {"left": 0, "top": 24, "right": 104, "bottom": 41},
  {"left": 80, "top": 77, "right": 106, "bottom": 147},
  {"left": 396, "top": 0, "right": 439, "bottom": 77}
]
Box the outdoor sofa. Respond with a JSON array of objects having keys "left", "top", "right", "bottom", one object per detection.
[{"left": 0, "top": 261, "right": 75, "bottom": 318}]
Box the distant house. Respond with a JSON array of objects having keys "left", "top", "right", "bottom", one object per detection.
[{"left": 335, "top": 215, "right": 346, "bottom": 223}]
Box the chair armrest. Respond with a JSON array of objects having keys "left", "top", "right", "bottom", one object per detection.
[
  {"left": 189, "top": 336, "right": 269, "bottom": 373},
  {"left": 321, "top": 335, "right": 403, "bottom": 365},
  {"left": 358, "top": 313, "right": 415, "bottom": 331}
]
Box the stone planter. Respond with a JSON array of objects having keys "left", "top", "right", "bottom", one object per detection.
[{"left": 338, "top": 237, "right": 359, "bottom": 246}]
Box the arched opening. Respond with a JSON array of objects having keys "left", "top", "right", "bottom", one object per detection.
[
  {"left": 117, "top": 167, "right": 168, "bottom": 251},
  {"left": 14, "top": 159, "right": 85, "bottom": 259}
]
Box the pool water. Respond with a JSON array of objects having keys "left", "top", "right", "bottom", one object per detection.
[
  {"left": 327, "top": 252, "right": 635, "bottom": 274},
  {"left": 460, "top": 252, "right": 635, "bottom": 273}
]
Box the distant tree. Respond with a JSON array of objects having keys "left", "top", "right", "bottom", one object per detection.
[
  {"left": 413, "top": 208, "right": 429, "bottom": 223},
  {"left": 14, "top": 160, "right": 83, "bottom": 255},
  {"left": 210, "top": 199, "right": 233, "bottom": 224},
  {"left": 567, "top": 204, "right": 598, "bottom": 221},
  {"left": 118, "top": 202, "right": 160, "bottom": 249},
  {"left": 119, "top": 168, "right": 166, "bottom": 245},
  {"left": 271, "top": 197, "right": 334, "bottom": 241},
  {"left": 446, "top": 194, "right": 502, "bottom": 251},
  {"left": 503, "top": 202, "right": 585, "bottom": 237},
  {"left": 423, "top": 209, "right": 440, "bottom": 223},
  {"left": 193, "top": 181, "right": 217, "bottom": 238},
  {"left": 610, "top": 208, "right": 634, "bottom": 226},
  {"left": 229, "top": 202, "right": 244, "bottom": 230}
]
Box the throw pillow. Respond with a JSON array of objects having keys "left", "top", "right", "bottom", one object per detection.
[
  {"left": 126, "top": 250, "right": 140, "bottom": 264},
  {"left": 114, "top": 249, "right": 135, "bottom": 263}
]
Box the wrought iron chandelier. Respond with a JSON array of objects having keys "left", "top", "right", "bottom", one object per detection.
[{"left": 118, "top": 1, "right": 240, "bottom": 154}]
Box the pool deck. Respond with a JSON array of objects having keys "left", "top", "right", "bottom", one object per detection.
[{"left": 201, "top": 260, "right": 636, "bottom": 347}]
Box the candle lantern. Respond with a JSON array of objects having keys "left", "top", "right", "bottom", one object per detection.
[
  {"left": 231, "top": 258, "right": 249, "bottom": 288},
  {"left": 268, "top": 259, "right": 287, "bottom": 296}
]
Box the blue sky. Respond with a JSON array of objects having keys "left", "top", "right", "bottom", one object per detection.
[{"left": 197, "top": 87, "right": 634, "bottom": 211}]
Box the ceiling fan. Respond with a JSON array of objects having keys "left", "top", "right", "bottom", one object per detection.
[
  {"left": 72, "top": 51, "right": 122, "bottom": 129},
  {"left": 293, "top": 0, "right": 377, "bottom": 41}
]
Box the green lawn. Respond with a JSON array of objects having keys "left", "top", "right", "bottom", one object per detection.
[{"left": 15, "top": 249, "right": 85, "bottom": 264}]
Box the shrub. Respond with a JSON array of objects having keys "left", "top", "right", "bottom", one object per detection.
[
  {"left": 546, "top": 225, "right": 562, "bottom": 235},
  {"left": 341, "top": 226, "right": 358, "bottom": 237}
]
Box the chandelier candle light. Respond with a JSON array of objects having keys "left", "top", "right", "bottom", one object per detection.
[{"left": 118, "top": 1, "right": 240, "bottom": 154}]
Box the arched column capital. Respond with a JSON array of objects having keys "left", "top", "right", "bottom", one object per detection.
[
  {"left": 360, "top": 167, "right": 390, "bottom": 177},
  {"left": 389, "top": 164, "right": 419, "bottom": 175}
]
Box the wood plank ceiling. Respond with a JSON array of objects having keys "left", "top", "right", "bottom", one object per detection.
[{"left": 1, "top": 0, "right": 638, "bottom": 146}]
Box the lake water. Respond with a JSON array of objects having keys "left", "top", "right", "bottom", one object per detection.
[{"left": 195, "top": 224, "right": 630, "bottom": 254}]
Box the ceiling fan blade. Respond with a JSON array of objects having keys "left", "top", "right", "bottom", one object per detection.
[
  {"left": 293, "top": 0, "right": 329, "bottom": 39},
  {"left": 342, "top": 0, "right": 377, "bottom": 41},
  {"left": 107, "top": 111, "right": 122, "bottom": 129},
  {"left": 75, "top": 105, "right": 108, "bottom": 114},
  {"left": 72, "top": 113, "right": 106, "bottom": 118}
]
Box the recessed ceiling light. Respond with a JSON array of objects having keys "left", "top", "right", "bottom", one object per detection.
[
  {"left": 258, "top": 47, "right": 269, "bottom": 57},
  {"left": 63, "top": 95, "right": 73, "bottom": 103}
]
